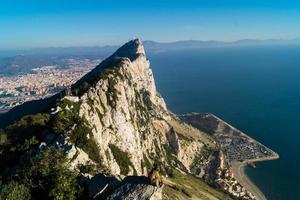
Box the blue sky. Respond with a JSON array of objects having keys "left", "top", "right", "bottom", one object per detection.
[{"left": 1, "top": 0, "right": 300, "bottom": 49}]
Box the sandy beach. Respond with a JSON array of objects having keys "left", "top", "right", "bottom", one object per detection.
[{"left": 231, "top": 154, "right": 279, "bottom": 200}]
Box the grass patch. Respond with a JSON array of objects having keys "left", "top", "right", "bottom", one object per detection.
[
  {"left": 163, "top": 169, "right": 233, "bottom": 200},
  {"left": 169, "top": 185, "right": 192, "bottom": 198},
  {"left": 167, "top": 118, "right": 218, "bottom": 150}
]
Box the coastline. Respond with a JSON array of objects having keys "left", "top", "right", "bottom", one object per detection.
[
  {"left": 212, "top": 113, "right": 280, "bottom": 200},
  {"left": 0, "top": 108, "right": 10, "bottom": 114},
  {"left": 231, "top": 154, "right": 279, "bottom": 200},
  {"left": 179, "top": 113, "right": 280, "bottom": 200}
]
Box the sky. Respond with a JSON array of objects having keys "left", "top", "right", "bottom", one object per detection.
[{"left": 1, "top": 0, "right": 300, "bottom": 50}]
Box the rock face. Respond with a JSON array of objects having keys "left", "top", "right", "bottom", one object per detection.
[
  {"left": 51, "top": 39, "right": 218, "bottom": 181},
  {"left": 72, "top": 39, "right": 170, "bottom": 175},
  {"left": 88, "top": 174, "right": 120, "bottom": 199},
  {"left": 106, "top": 184, "right": 163, "bottom": 200}
]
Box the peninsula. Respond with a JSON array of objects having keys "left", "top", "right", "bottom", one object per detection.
[{"left": 180, "top": 113, "right": 279, "bottom": 200}]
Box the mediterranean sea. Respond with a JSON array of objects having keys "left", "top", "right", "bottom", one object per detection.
[{"left": 148, "top": 44, "right": 300, "bottom": 200}]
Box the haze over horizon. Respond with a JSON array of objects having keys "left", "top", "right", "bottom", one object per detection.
[
  {"left": 2, "top": 0, "right": 300, "bottom": 50},
  {"left": 2, "top": 38, "right": 300, "bottom": 52}
]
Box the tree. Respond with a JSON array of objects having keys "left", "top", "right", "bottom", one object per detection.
[{"left": 22, "top": 148, "right": 82, "bottom": 200}]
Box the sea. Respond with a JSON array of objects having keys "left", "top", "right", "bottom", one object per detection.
[{"left": 148, "top": 44, "right": 300, "bottom": 200}]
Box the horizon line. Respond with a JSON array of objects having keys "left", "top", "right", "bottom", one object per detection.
[{"left": 1, "top": 37, "right": 300, "bottom": 52}]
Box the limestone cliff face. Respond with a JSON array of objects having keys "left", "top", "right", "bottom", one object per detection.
[{"left": 61, "top": 39, "right": 215, "bottom": 177}]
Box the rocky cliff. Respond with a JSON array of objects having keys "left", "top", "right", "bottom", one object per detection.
[{"left": 59, "top": 39, "right": 218, "bottom": 178}]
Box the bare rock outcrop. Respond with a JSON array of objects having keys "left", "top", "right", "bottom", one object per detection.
[{"left": 105, "top": 184, "right": 163, "bottom": 200}]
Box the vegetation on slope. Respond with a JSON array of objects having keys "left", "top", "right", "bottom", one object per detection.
[
  {"left": 163, "top": 169, "right": 233, "bottom": 200},
  {"left": 51, "top": 99, "right": 102, "bottom": 165},
  {"left": 0, "top": 148, "right": 81, "bottom": 200},
  {"left": 0, "top": 181, "right": 31, "bottom": 200},
  {"left": 72, "top": 63, "right": 124, "bottom": 97},
  {"left": 167, "top": 118, "right": 217, "bottom": 150},
  {"left": 0, "top": 113, "right": 50, "bottom": 172}
]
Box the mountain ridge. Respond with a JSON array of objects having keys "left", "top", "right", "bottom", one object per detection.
[{"left": 2, "top": 37, "right": 300, "bottom": 57}]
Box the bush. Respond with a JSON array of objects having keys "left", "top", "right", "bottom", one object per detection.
[
  {"left": 0, "top": 181, "right": 31, "bottom": 200},
  {"left": 74, "top": 81, "right": 91, "bottom": 96},
  {"left": 19, "top": 136, "right": 39, "bottom": 151},
  {"left": 0, "top": 130, "right": 8, "bottom": 146},
  {"left": 52, "top": 109, "right": 76, "bottom": 135},
  {"left": 82, "top": 139, "right": 102, "bottom": 165}
]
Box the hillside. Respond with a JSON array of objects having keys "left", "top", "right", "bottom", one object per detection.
[{"left": 0, "top": 39, "right": 234, "bottom": 200}]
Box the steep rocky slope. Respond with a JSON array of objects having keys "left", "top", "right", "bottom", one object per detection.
[{"left": 61, "top": 39, "right": 219, "bottom": 178}]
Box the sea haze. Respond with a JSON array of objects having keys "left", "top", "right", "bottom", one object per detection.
[{"left": 148, "top": 44, "right": 300, "bottom": 200}]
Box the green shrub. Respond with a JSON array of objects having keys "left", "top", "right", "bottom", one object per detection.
[
  {"left": 77, "top": 81, "right": 91, "bottom": 96},
  {"left": 19, "top": 136, "right": 39, "bottom": 151},
  {"left": 69, "top": 118, "right": 90, "bottom": 148},
  {"left": 78, "top": 162, "right": 97, "bottom": 175},
  {"left": 0, "top": 181, "right": 31, "bottom": 200},
  {"left": 52, "top": 109, "right": 77, "bottom": 135},
  {"left": 0, "top": 130, "right": 8, "bottom": 146},
  {"left": 82, "top": 139, "right": 102, "bottom": 165}
]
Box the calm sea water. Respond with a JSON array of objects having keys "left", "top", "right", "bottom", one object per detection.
[{"left": 148, "top": 45, "right": 300, "bottom": 200}]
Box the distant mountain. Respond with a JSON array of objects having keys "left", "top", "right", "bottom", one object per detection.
[
  {"left": 143, "top": 38, "right": 300, "bottom": 51},
  {"left": 2, "top": 38, "right": 300, "bottom": 76},
  {"left": 0, "top": 46, "right": 118, "bottom": 58},
  {"left": 143, "top": 40, "right": 226, "bottom": 50},
  {"left": 2, "top": 38, "right": 300, "bottom": 58}
]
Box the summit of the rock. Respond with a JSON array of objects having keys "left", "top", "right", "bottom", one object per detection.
[
  {"left": 72, "top": 38, "right": 147, "bottom": 91},
  {"left": 112, "top": 38, "right": 145, "bottom": 61}
]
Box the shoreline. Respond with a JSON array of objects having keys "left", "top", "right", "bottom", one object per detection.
[
  {"left": 0, "top": 107, "right": 10, "bottom": 114},
  {"left": 212, "top": 113, "right": 280, "bottom": 200},
  {"left": 180, "top": 113, "right": 280, "bottom": 200},
  {"left": 231, "top": 155, "right": 279, "bottom": 200}
]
